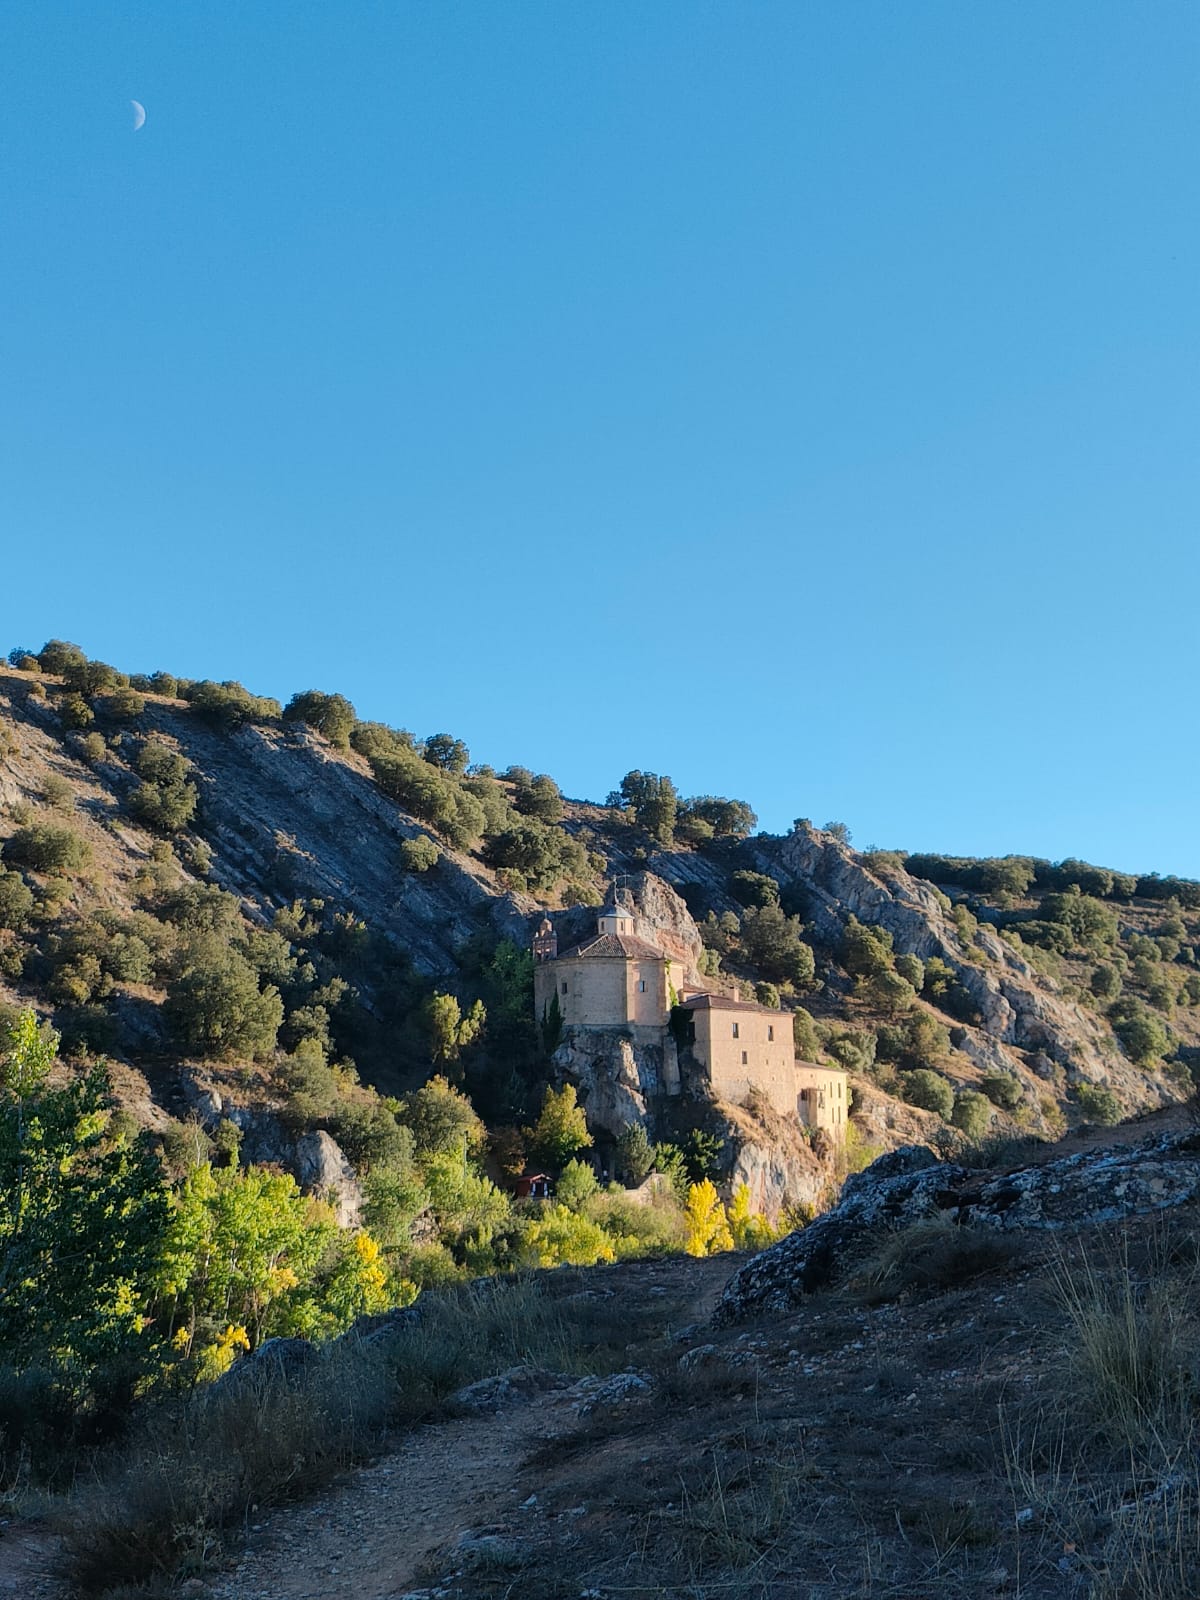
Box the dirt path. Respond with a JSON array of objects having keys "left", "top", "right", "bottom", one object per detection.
[
  {"left": 207, "top": 1254, "right": 731, "bottom": 1600},
  {"left": 207, "top": 1394, "right": 573, "bottom": 1600}
]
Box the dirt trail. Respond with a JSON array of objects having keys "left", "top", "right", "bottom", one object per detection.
[{"left": 207, "top": 1254, "right": 730, "bottom": 1600}]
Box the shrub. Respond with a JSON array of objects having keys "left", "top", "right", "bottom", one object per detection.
[
  {"left": 683, "top": 1179, "right": 733, "bottom": 1256},
  {"left": 730, "top": 871, "right": 780, "bottom": 909},
  {"left": 128, "top": 741, "right": 197, "bottom": 834},
  {"left": 841, "top": 916, "right": 894, "bottom": 978},
  {"left": 1074, "top": 1082, "right": 1122, "bottom": 1126},
  {"left": 554, "top": 1158, "right": 599, "bottom": 1213},
  {"left": 396, "top": 1075, "right": 486, "bottom": 1160},
  {"left": 58, "top": 693, "right": 94, "bottom": 730},
  {"left": 398, "top": 835, "right": 439, "bottom": 873},
  {"left": 609, "top": 770, "right": 678, "bottom": 848},
  {"left": 282, "top": 690, "right": 356, "bottom": 749},
  {"left": 792, "top": 1006, "right": 821, "bottom": 1061},
  {"left": 950, "top": 1090, "right": 992, "bottom": 1138},
  {"left": 185, "top": 680, "right": 282, "bottom": 730},
  {"left": 3, "top": 823, "right": 91, "bottom": 874},
  {"left": 979, "top": 1072, "right": 1024, "bottom": 1112},
  {"left": 1112, "top": 1004, "right": 1172, "bottom": 1065},
  {"left": 739, "top": 904, "right": 815, "bottom": 986},
  {"left": 165, "top": 938, "right": 283, "bottom": 1059},
  {"left": 1090, "top": 962, "right": 1122, "bottom": 1002},
  {"left": 902, "top": 1068, "right": 954, "bottom": 1119},
  {"left": 95, "top": 688, "right": 145, "bottom": 722},
  {"left": 893, "top": 952, "right": 924, "bottom": 990},
  {"left": 40, "top": 774, "right": 74, "bottom": 812},
  {"left": 78, "top": 732, "right": 108, "bottom": 765},
  {"left": 615, "top": 1123, "right": 655, "bottom": 1186},
  {"left": 525, "top": 1083, "right": 591, "bottom": 1170},
  {"left": 511, "top": 772, "right": 563, "bottom": 824},
  {"left": 676, "top": 795, "right": 757, "bottom": 839},
  {"left": 0, "top": 868, "right": 34, "bottom": 930},
  {"left": 421, "top": 733, "right": 470, "bottom": 775}
]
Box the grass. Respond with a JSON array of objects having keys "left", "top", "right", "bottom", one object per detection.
[
  {"left": 1001, "top": 1224, "right": 1200, "bottom": 1600},
  {"left": 61, "top": 1273, "right": 612, "bottom": 1597},
  {"left": 847, "top": 1213, "right": 1027, "bottom": 1303}
]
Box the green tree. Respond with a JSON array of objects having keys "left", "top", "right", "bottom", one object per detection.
[
  {"left": 555, "top": 1158, "right": 599, "bottom": 1212},
  {"left": 1074, "top": 1083, "right": 1121, "bottom": 1126},
  {"left": 951, "top": 1090, "right": 992, "bottom": 1138},
  {"left": 610, "top": 771, "right": 679, "bottom": 849},
  {"left": 396, "top": 1075, "right": 486, "bottom": 1160},
  {"left": 165, "top": 937, "right": 283, "bottom": 1059},
  {"left": 677, "top": 796, "right": 757, "bottom": 839},
  {"left": 902, "top": 1068, "right": 954, "bottom": 1119},
  {"left": 422, "top": 993, "right": 486, "bottom": 1066},
  {"left": 399, "top": 835, "right": 440, "bottom": 872},
  {"left": 0, "top": 1013, "right": 168, "bottom": 1370},
  {"left": 615, "top": 1123, "right": 654, "bottom": 1185},
  {"left": 792, "top": 1006, "right": 821, "bottom": 1061},
  {"left": 422, "top": 733, "right": 470, "bottom": 774},
  {"left": 0, "top": 868, "right": 34, "bottom": 931},
  {"left": 128, "top": 740, "right": 197, "bottom": 834},
  {"left": 282, "top": 690, "right": 357, "bottom": 749},
  {"left": 525, "top": 1083, "right": 591, "bottom": 1170},
  {"left": 979, "top": 1073, "right": 1023, "bottom": 1112},
  {"left": 841, "top": 916, "right": 895, "bottom": 978},
  {"left": 512, "top": 773, "right": 563, "bottom": 824},
  {"left": 3, "top": 823, "right": 90, "bottom": 874},
  {"left": 739, "top": 904, "right": 815, "bottom": 986},
  {"left": 1111, "top": 1003, "right": 1171, "bottom": 1065},
  {"left": 730, "top": 871, "right": 780, "bottom": 908}
]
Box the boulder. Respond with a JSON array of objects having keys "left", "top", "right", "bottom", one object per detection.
[
  {"left": 294, "top": 1129, "right": 364, "bottom": 1228},
  {"left": 714, "top": 1132, "right": 1200, "bottom": 1325}
]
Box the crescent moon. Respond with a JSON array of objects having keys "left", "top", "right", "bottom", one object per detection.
[{"left": 131, "top": 100, "right": 146, "bottom": 131}]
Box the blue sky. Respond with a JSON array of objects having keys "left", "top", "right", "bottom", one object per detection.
[{"left": 2, "top": 3, "right": 1197, "bottom": 875}]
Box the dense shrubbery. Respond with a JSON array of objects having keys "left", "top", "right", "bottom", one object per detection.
[
  {"left": 3, "top": 821, "right": 91, "bottom": 873},
  {"left": 283, "top": 690, "right": 356, "bottom": 749},
  {"left": 128, "top": 739, "right": 198, "bottom": 834}
]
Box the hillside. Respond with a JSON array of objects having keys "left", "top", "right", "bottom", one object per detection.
[{"left": 1, "top": 644, "right": 1198, "bottom": 1213}]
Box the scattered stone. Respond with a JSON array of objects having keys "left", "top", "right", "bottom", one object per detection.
[
  {"left": 449, "top": 1366, "right": 568, "bottom": 1412},
  {"left": 576, "top": 1369, "right": 655, "bottom": 1416}
]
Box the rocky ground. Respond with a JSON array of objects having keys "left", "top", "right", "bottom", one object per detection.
[{"left": 5, "top": 1112, "right": 1198, "bottom": 1600}]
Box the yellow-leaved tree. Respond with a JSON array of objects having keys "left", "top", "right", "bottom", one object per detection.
[{"left": 684, "top": 1179, "right": 733, "bottom": 1257}]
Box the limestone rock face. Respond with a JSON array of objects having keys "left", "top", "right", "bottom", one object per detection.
[
  {"left": 294, "top": 1129, "right": 364, "bottom": 1229},
  {"left": 553, "top": 1031, "right": 678, "bottom": 1139},
  {"left": 714, "top": 1133, "right": 1200, "bottom": 1325}
]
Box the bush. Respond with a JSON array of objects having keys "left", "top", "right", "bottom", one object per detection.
[
  {"left": 951, "top": 1090, "right": 992, "bottom": 1138},
  {"left": 902, "top": 1068, "right": 954, "bottom": 1119},
  {"left": 555, "top": 1158, "right": 599, "bottom": 1212},
  {"left": 525, "top": 1083, "right": 591, "bottom": 1170},
  {"left": 730, "top": 871, "right": 780, "bottom": 909},
  {"left": 739, "top": 904, "right": 815, "bottom": 986},
  {"left": 185, "top": 680, "right": 282, "bottom": 730},
  {"left": 165, "top": 938, "right": 283, "bottom": 1059},
  {"left": 841, "top": 916, "right": 894, "bottom": 978},
  {"left": 399, "top": 835, "right": 440, "bottom": 873},
  {"left": 511, "top": 773, "right": 563, "bottom": 824},
  {"left": 3, "top": 823, "right": 91, "bottom": 874},
  {"left": 95, "top": 688, "right": 145, "bottom": 722},
  {"left": 0, "top": 867, "right": 34, "bottom": 930},
  {"left": 1112, "top": 1003, "right": 1172, "bottom": 1065},
  {"left": 282, "top": 690, "right": 357, "bottom": 749},
  {"left": 979, "top": 1072, "right": 1023, "bottom": 1112},
  {"left": 128, "top": 741, "right": 197, "bottom": 834},
  {"left": 78, "top": 732, "right": 108, "bottom": 765},
  {"left": 1074, "top": 1082, "right": 1122, "bottom": 1126}
]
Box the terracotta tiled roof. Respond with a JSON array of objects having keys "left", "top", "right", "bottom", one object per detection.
[
  {"left": 557, "top": 932, "right": 668, "bottom": 962},
  {"left": 680, "top": 992, "right": 793, "bottom": 1017}
]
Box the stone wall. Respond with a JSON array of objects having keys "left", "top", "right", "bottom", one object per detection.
[{"left": 691, "top": 1005, "right": 797, "bottom": 1117}]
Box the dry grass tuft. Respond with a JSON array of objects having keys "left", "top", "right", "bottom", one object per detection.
[{"left": 849, "top": 1213, "right": 1026, "bottom": 1303}]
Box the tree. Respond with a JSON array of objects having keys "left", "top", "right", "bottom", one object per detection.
[
  {"left": 902, "top": 1068, "right": 954, "bottom": 1119},
  {"left": 615, "top": 1124, "right": 654, "bottom": 1185},
  {"left": 3, "top": 823, "right": 90, "bottom": 874},
  {"left": 792, "top": 1007, "right": 821, "bottom": 1061},
  {"left": 555, "top": 1158, "right": 599, "bottom": 1212},
  {"left": 0, "top": 1013, "right": 168, "bottom": 1370},
  {"left": 610, "top": 771, "right": 678, "bottom": 849},
  {"left": 683, "top": 1179, "right": 733, "bottom": 1257},
  {"left": 730, "top": 871, "right": 780, "bottom": 908},
  {"left": 396, "top": 1075, "right": 486, "bottom": 1161},
  {"left": 728, "top": 1183, "right": 775, "bottom": 1251},
  {"left": 184, "top": 679, "right": 282, "bottom": 730},
  {"left": 422, "top": 993, "right": 485, "bottom": 1065},
  {"left": 0, "top": 868, "right": 34, "bottom": 931},
  {"left": 165, "top": 937, "right": 283, "bottom": 1059},
  {"left": 1111, "top": 1004, "right": 1171, "bottom": 1065},
  {"left": 739, "top": 904, "right": 815, "bottom": 986},
  {"left": 128, "top": 740, "right": 197, "bottom": 834},
  {"left": 512, "top": 773, "right": 563, "bottom": 824},
  {"left": 526, "top": 1083, "right": 591, "bottom": 1170},
  {"left": 282, "top": 691, "right": 357, "bottom": 749},
  {"left": 1074, "top": 1083, "right": 1121, "bottom": 1126},
  {"left": 399, "top": 836, "right": 440, "bottom": 873},
  {"left": 841, "top": 916, "right": 894, "bottom": 978},
  {"left": 951, "top": 1090, "right": 992, "bottom": 1138},
  {"left": 422, "top": 733, "right": 470, "bottom": 775},
  {"left": 677, "top": 796, "right": 757, "bottom": 839}
]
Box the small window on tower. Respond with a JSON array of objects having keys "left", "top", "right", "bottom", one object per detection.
[
  {"left": 638, "top": 979, "right": 646, "bottom": 992},
  {"left": 767, "top": 1025, "right": 774, "bottom": 1041},
  {"left": 561, "top": 982, "right": 568, "bottom": 994},
  {"left": 741, "top": 1050, "right": 748, "bottom": 1065},
  {"left": 732, "top": 1022, "right": 740, "bottom": 1039}
]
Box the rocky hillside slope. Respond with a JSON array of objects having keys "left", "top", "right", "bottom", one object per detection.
[{"left": 0, "top": 644, "right": 1197, "bottom": 1220}]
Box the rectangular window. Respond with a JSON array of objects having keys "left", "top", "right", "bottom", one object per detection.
[
  {"left": 741, "top": 1051, "right": 748, "bottom": 1065},
  {"left": 767, "top": 1025, "right": 774, "bottom": 1041},
  {"left": 732, "top": 1022, "right": 739, "bottom": 1039},
  {"left": 799, "top": 1088, "right": 809, "bottom": 1101},
  {"left": 561, "top": 982, "right": 568, "bottom": 994},
  {"left": 638, "top": 979, "right": 646, "bottom": 993}
]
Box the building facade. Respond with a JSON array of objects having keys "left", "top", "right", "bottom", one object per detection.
[{"left": 533, "top": 904, "right": 847, "bottom": 1134}]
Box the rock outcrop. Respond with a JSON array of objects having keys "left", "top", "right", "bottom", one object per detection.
[{"left": 714, "top": 1132, "right": 1200, "bottom": 1324}]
